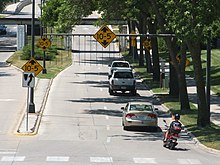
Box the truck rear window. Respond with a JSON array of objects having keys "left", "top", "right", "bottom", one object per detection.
[{"left": 114, "top": 72, "right": 133, "bottom": 78}]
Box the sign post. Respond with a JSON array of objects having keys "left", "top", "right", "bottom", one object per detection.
[
  {"left": 37, "top": 36, "right": 51, "bottom": 74},
  {"left": 22, "top": 72, "right": 35, "bottom": 131},
  {"left": 22, "top": 58, "right": 43, "bottom": 113}
]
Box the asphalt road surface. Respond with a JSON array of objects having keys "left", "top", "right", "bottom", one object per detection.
[{"left": 0, "top": 25, "right": 220, "bottom": 164}]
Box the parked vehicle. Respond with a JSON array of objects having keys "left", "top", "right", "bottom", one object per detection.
[
  {"left": 163, "top": 119, "right": 181, "bottom": 150},
  {"left": 109, "top": 68, "right": 136, "bottom": 95},
  {"left": 108, "top": 60, "right": 131, "bottom": 79},
  {"left": 121, "top": 102, "right": 158, "bottom": 130},
  {"left": 0, "top": 25, "right": 7, "bottom": 35}
]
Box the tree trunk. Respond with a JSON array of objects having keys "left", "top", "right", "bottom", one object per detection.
[
  {"left": 178, "top": 42, "right": 191, "bottom": 111},
  {"left": 148, "top": 21, "right": 160, "bottom": 82},
  {"left": 128, "top": 20, "right": 138, "bottom": 61},
  {"left": 187, "top": 40, "right": 210, "bottom": 127}
]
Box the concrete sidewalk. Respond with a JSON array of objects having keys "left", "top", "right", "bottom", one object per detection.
[{"left": 186, "top": 75, "right": 220, "bottom": 126}]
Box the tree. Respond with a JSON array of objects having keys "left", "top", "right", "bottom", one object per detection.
[
  {"left": 0, "top": 0, "right": 12, "bottom": 12},
  {"left": 150, "top": 0, "right": 219, "bottom": 127},
  {"left": 42, "top": 0, "right": 96, "bottom": 32}
]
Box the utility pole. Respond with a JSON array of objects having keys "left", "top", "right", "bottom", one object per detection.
[{"left": 29, "top": 0, "right": 35, "bottom": 113}]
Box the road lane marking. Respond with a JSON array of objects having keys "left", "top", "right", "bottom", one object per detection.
[
  {"left": 133, "top": 158, "right": 156, "bottom": 164},
  {"left": 1, "top": 156, "right": 25, "bottom": 161},
  {"left": 0, "top": 99, "right": 15, "bottom": 102},
  {"left": 90, "top": 157, "right": 113, "bottom": 163},
  {"left": 104, "top": 106, "right": 107, "bottom": 110},
  {"left": 46, "top": 156, "right": 69, "bottom": 162},
  {"left": 107, "top": 137, "right": 111, "bottom": 143},
  {"left": 177, "top": 159, "right": 201, "bottom": 164},
  {"left": 0, "top": 151, "right": 16, "bottom": 154}
]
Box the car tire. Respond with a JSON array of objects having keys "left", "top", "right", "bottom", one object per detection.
[
  {"left": 131, "top": 90, "right": 137, "bottom": 96},
  {"left": 109, "top": 88, "right": 114, "bottom": 95},
  {"left": 123, "top": 126, "right": 129, "bottom": 131}
]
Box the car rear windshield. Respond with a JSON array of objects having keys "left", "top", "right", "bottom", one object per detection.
[
  {"left": 112, "top": 62, "right": 129, "bottom": 67},
  {"left": 129, "top": 104, "right": 153, "bottom": 111},
  {"left": 114, "top": 72, "right": 133, "bottom": 78}
]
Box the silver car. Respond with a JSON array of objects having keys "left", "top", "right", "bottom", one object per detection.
[{"left": 121, "top": 102, "right": 158, "bottom": 130}]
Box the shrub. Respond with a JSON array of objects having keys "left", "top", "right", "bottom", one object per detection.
[{"left": 21, "top": 45, "right": 57, "bottom": 61}]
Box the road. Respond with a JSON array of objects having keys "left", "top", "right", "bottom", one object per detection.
[{"left": 0, "top": 25, "right": 220, "bottom": 164}]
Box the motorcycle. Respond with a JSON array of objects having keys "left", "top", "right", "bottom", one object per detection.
[{"left": 163, "top": 119, "right": 181, "bottom": 150}]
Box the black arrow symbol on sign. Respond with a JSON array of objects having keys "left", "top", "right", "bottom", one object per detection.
[
  {"left": 29, "top": 60, "right": 36, "bottom": 65},
  {"left": 101, "top": 27, "right": 108, "bottom": 33},
  {"left": 27, "top": 74, "right": 34, "bottom": 86},
  {"left": 102, "top": 40, "right": 109, "bottom": 46}
]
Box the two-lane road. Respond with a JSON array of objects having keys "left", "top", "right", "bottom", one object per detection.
[{"left": 0, "top": 25, "right": 219, "bottom": 164}]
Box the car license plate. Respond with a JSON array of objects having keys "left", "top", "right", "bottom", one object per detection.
[{"left": 121, "top": 86, "right": 126, "bottom": 89}]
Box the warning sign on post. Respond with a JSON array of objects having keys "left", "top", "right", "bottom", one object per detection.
[{"left": 21, "top": 58, "right": 43, "bottom": 76}]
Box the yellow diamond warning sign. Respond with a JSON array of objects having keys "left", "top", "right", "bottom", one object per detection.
[
  {"left": 94, "top": 25, "right": 116, "bottom": 48},
  {"left": 21, "top": 58, "right": 43, "bottom": 76}
]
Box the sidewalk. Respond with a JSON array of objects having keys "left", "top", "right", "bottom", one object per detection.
[{"left": 186, "top": 75, "right": 220, "bottom": 126}]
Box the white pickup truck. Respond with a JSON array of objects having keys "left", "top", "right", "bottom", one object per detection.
[
  {"left": 109, "top": 68, "right": 136, "bottom": 95},
  {"left": 108, "top": 60, "right": 131, "bottom": 79}
]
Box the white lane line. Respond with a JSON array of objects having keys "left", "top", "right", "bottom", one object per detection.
[
  {"left": 46, "top": 156, "right": 69, "bottom": 162},
  {"left": 0, "top": 151, "right": 16, "bottom": 154},
  {"left": 133, "top": 158, "right": 156, "bottom": 164},
  {"left": 1, "top": 156, "right": 25, "bottom": 161},
  {"left": 107, "top": 137, "right": 111, "bottom": 143},
  {"left": 104, "top": 106, "right": 107, "bottom": 110},
  {"left": 106, "top": 125, "right": 110, "bottom": 130},
  {"left": 0, "top": 99, "right": 15, "bottom": 102},
  {"left": 90, "top": 157, "right": 113, "bottom": 163},
  {"left": 177, "top": 159, "right": 201, "bottom": 164}
]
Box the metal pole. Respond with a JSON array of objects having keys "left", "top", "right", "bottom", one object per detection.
[
  {"left": 206, "top": 30, "right": 211, "bottom": 118},
  {"left": 29, "top": 0, "right": 35, "bottom": 113}
]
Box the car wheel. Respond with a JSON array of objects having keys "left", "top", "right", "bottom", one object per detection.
[
  {"left": 109, "top": 88, "right": 114, "bottom": 95},
  {"left": 131, "top": 90, "right": 136, "bottom": 96},
  {"left": 123, "top": 126, "right": 129, "bottom": 131}
]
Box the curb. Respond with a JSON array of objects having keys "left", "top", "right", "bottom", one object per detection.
[{"left": 15, "top": 78, "right": 53, "bottom": 136}]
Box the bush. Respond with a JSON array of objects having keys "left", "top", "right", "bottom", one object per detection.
[{"left": 21, "top": 45, "right": 57, "bottom": 61}]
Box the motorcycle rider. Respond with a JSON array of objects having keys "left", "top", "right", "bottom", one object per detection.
[{"left": 163, "top": 114, "right": 182, "bottom": 142}]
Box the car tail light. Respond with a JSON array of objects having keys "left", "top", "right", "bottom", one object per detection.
[
  {"left": 126, "top": 113, "right": 135, "bottom": 118},
  {"left": 148, "top": 113, "right": 157, "bottom": 118}
]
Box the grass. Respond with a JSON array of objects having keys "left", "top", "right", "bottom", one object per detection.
[
  {"left": 123, "top": 49, "right": 220, "bottom": 151},
  {"left": 7, "top": 49, "right": 72, "bottom": 79}
]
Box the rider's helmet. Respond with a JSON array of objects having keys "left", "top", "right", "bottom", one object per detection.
[{"left": 174, "top": 114, "right": 180, "bottom": 120}]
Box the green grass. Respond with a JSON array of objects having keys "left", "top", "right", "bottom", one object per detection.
[
  {"left": 7, "top": 50, "right": 72, "bottom": 79},
  {"left": 123, "top": 49, "right": 220, "bottom": 151}
]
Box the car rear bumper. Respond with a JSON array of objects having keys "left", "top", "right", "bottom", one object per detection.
[
  {"left": 123, "top": 119, "right": 157, "bottom": 127},
  {"left": 110, "top": 85, "right": 136, "bottom": 91}
]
